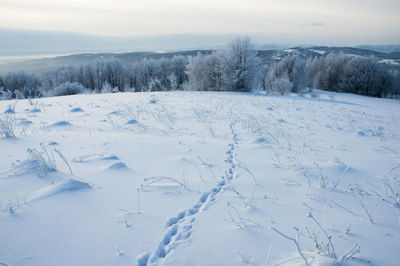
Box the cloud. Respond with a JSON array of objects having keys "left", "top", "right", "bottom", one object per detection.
[
  {"left": 0, "top": 0, "right": 398, "bottom": 44},
  {"left": 309, "top": 22, "right": 325, "bottom": 27},
  {"left": 301, "top": 21, "right": 325, "bottom": 27}
]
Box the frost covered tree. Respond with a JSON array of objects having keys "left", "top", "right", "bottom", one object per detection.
[
  {"left": 170, "top": 55, "right": 188, "bottom": 89},
  {"left": 136, "top": 58, "right": 154, "bottom": 91},
  {"left": 125, "top": 62, "right": 139, "bottom": 91},
  {"left": 307, "top": 54, "right": 394, "bottom": 97},
  {"left": 264, "top": 71, "right": 293, "bottom": 95},
  {"left": 220, "top": 36, "right": 262, "bottom": 91},
  {"left": 168, "top": 73, "right": 178, "bottom": 90},
  {"left": 186, "top": 51, "right": 224, "bottom": 91},
  {"left": 263, "top": 54, "right": 307, "bottom": 93},
  {"left": 2, "top": 42, "right": 400, "bottom": 100},
  {"left": 316, "top": 54, "right": 350, "bottom": 92},
  {"left": 41, "top": 66, "right": 79, "bottom": 94},
  {"left": 2, "top": 71, "right": 42, "bottom": 98},
  {"left": 186, "top": 53, "right": 207, "bottom": 90},
  {"left": 96, "top": 58, "right": 125, "bottom": 91},
  {"left": 391, "top": 70, "right": 400, "bottom": 98},
  {"left": 339, "top": 57, "right": 392, "bottom": 97},
  {"left": 306, "top": 56, "right": 324, "bottom": 89},
  {"left": 187, "top": 36, "right": 261, "bottom": 92},
  {"left": 77, "top": 63, "right": 97, "bottom": 91}
]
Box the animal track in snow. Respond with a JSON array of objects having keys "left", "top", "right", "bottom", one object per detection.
[{"left": 138, "top": 123, "right": 239, "bottom": 265}]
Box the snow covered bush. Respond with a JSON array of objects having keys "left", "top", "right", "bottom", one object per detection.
[
  {"left": 22, "top": 86, "right": 43, "bottom": 99},
  {"left": 264, "top": 71, "right": 293, "bottom": 95},
  {"left": 51, "top": 82, "right": 85, "bottom": 96},
  {"left": 6, "top": 144, "right": 57, "bottom": 178},
  {"left": 101, "top": 82, "right": 114, "bottom": 93},
  {"left": 0, "top": 87, "right": 12, "bottom": 100},
  {"left": 0, "top": 113, "right": 16, "bottom": 138},
  {"left": 26, "top": 145, "right": 57, "bottom": 178}
]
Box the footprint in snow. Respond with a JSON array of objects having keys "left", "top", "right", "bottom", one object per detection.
[{"left": 70, "top": 107, "right": 84, "bottom": 113}]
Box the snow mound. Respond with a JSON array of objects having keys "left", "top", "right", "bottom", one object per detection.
[
  {"left": 102, "top": 155, "right": 119, "bottom": 160},
  {"left": 70, "top": 107, "right": 84, "bottom": 113},
  {"left": 319, "top": 159, "right": 348, "bottom": 174},
  {"left": 253, "top": 137, "right": 272, "bottom": 144},
  {"left": 142, "top": 176, "right": 184, "bottom": 192},
  {"left": 126, "top": 119, "right": 138, "bottom": 125},
  {"left": 357, "top": 131, "right": 366, "bottom": 137},
  {"left": 72, "top": 153, "right": 119, "bottom": 163},
  {"left": 318, "top": 159, "right": 352, "bottom": 183},
  {"left": 49, "top": 121, "right": 72, "bottom": 127},
  {"left": 108, "top": 111, "right": 121, "bottom": 115},
  {"left": 29, "top": 108, "right": 41, "bottom": 113},
  {"left": 104, "top": 162, "right": 128, "bottom": 171},
  {"left": 7, "top": 152, "right": 57, "bottom": 178},
  {"left": 29, "top": 178, "right": 91, "bottom": 201},
  {"left": 4, "top": 108, "right": 15, "bottom": 114}
]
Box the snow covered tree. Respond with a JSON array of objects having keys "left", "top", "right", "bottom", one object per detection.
[
  {"left": 308, "top": 55, "right": 394, "bottom": 97},
  {"left": 187, "top": 51, "right": 225, "bottom": 91},
  {"left": 187, "top": 37, "right": 261, "bottom": 92},
  {"left": 220, "top": 36, "right": 262, "bottom": 91},
  {"left": 306, "top": 56, "right": 324, "bottom": 89},
  {"left": 77, "top": 63, "right": 97, "bottom": 91},
  {"left": 264, "top": 71, "right": 293, "bottom": 95},
  {"left": 186, "top": 53, "right": 207, "bottom": 90},
  {"left": 278, "top": 55, "right": 307, "bottom": 92},
  {"left": 170, "top": 55, "right": 188, "bottom": 89},
  {"left": 263, "top": 54, "right": 307, "bottom": 93},
  {"left": 339, "top": 57, "right": 392, "bottom": 97},
  {"left": 168, "top": 73, "right": 178, "bottom": 90},
  {"left": 125, "top": 62, "right": 139, "bottom": 91},
  {"left": 2, "top": 71, "right": 42, "bottom": 99},
  {"left": 391, "top": 70, "right": 400, "bottom": 98},
  {"left": 98, "top": 58, "right": 125, "bottom": 91},
  {"left": 314, "top": 54, "right": 350, "bottom": 92}
]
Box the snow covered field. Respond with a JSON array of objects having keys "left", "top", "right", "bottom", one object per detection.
[{"left": 0, "top": 91, "right": 399, "bottom": 265}]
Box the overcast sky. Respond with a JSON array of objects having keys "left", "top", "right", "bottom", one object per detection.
[{"left": 0, "top": 0, "right": 399, "bottom": 45}]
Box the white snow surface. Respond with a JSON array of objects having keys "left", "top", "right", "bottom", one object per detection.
[{"left": 0, "top": 91, "right": 400, "bottom": 266}]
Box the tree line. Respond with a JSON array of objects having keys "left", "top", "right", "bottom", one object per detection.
[{"left": 1, "top": 37, "right": 399, "bottom": 100}]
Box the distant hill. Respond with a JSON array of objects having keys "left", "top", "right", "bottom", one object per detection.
[
  {"left": 0, "top": 50, "right": 212, "bottom": 75},
  {"left": 1, "top": 46, "right": 399, "bottom": 75},
  {"left": 356, "top": 45, "right": 400, "bottom": 53}
]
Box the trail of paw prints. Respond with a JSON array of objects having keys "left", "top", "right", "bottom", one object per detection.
[{"left": 137, "top": 123, "right": 239, "bottom": 266}]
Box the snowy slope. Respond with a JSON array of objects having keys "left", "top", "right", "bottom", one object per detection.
[{"left": 0, "top": 91, "right": 399, "bottom": 266}]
